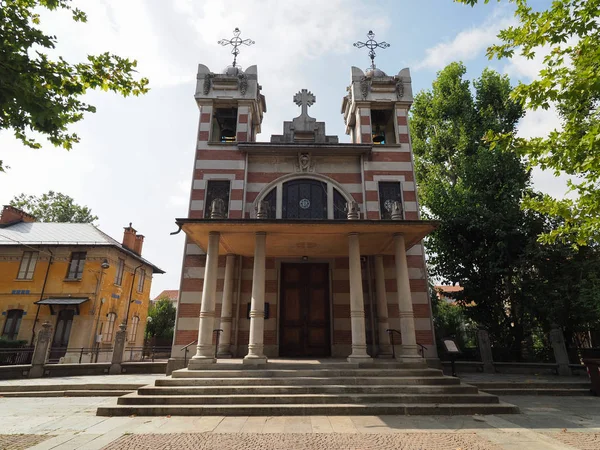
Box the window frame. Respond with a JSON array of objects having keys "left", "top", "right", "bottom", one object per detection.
[
  {"left": 128, "top": 315, "right": 140, "bottom": 342},
  {"left": 204, "top": 179, "right": 231, "bottom": 218},
  {"left": 66, "top": 251, "right": 87, "bottom": 280},
  {"left": 2, "top": 309, "right": 24, "bottom": 340},
  {"left": 114, "top": 258, "right": 125, "bottom": 286},
  {"left": 17, "top": 251, "right": 38, "bottom": 280},
  {"left": 378, "top": 180, "right": 404, "bottom": 220},
  {"left": 137, "top": 269, "right": 146, "bottom": 293},
  {"left": 104, "top": 312, "right": 117, "bottom": 342}
]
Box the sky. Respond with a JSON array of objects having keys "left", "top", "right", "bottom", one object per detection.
[{"left": 0, "top": 0, "right": 561, "bottom": 297}]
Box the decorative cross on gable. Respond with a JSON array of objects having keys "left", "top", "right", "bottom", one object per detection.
[
  {"left": 218, "top": 27, "right": 255, "bottom": 68},
  {"left": 293, "top": 89, "right": 316, "bottom": 117},
  {"left": 353, "top": 30, "right": 390, "bottom": 71}
]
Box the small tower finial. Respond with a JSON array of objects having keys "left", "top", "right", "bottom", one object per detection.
[
  {"left": 218, "top": 27, "right": 255, "bottom": 68},
  {"left": 353, "top": 30, "right": 390, "bottom": 71}
]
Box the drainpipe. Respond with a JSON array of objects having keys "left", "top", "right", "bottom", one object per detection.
[
  {"left": 124, "top": 263, "right": 144, "bottom": 327},
  {"left": 30, "top": 248, "right": 53, "bottom": 345}
]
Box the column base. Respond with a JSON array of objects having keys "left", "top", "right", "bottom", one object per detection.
[
  {"left": 395, "top": 354, "right": 425, "bottom": 364},
  {"left": 347, "top": 354, "right": 372, "bottom": 364},
  {"left": 216, "top": 352, "right": 233, "bottom": 358},
  {"left": 188, "top": 356, "right": 216, "bottom": 369},
  {"left": 243, "top": 355, "right": 268, "bottom": 365}
]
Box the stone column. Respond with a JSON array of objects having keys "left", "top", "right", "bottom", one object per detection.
[
  {"left": 394, "top": 233, "right": 419, "bottom": 360},
  {"left": 109, "top": 323, "right": 127, "bottom": 375},
  {"left": 217, "top": 254, "right": 236, "bottom": 357},
  {"left": 189, "top": 231, "right": 220, "bottom": 368},
  {"left": 550, "top": 325, "right": 572, "bottom": 376},
  {"left": 347, "top": 232, "right": 371, "bottom": 363},
  {"left": 29, "top": 321, "right": 52, "bottom": 378},
  {"left": 476, "top": 329, "right": 495, "bottom": 373},
  {"left": 244, "top": 232, "right": 268, "bottom": 365},
  {"left": 374, "top": 255, "right": 392, "bottom": 357}
]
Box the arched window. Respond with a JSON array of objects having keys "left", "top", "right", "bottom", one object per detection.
[
  {"left": 128, "top": 316, "right": 140, "bottom": 342},
  {"left": 2, "top": 309, "right": 24, "bottom": 340},
  {"left": 104, "top": 312, "right": 117, "bottom": 343},
  {"left": 282, "top": 179, "right": 327, "bottom": 219}
]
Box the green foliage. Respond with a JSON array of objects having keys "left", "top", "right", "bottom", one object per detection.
[
  {"left": 145, "top": 297, "right": 176, "bottom": 341},
  {"left": 455, "top": 0, "right": 600, "bottom": 245},
  {"left": 10, "top": 190, "right": 98, "bottom": 223},
  {"left": 0, "top": 0, "right": 149, "bottom": 172},
  {"left": 431, "top": 289, "right": 475, "bottom": 351},
  {"left": 0, "top": 337, "right": 28, "bottom": 348}
]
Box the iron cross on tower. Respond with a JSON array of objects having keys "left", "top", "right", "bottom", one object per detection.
[
  {"left": 218, "top": 27, "right": 255, "bottom": 68},
  {"left": 353, "top": 30, "right": 390, "bottom": 71},
  {"left": 293, "top": 89, "right": 316, "bottom": 117}
]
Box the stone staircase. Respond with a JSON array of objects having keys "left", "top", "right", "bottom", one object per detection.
[
  {"left": 473, "top": 381, "right": 592, "bottom": 396},
  {"left": 0, "top": 383, "right": 142, "bottom": 397},
  {"left": 97, "top": 361, "right": 519, "bottom": 416}
]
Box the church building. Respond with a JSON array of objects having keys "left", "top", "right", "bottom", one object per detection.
[{"left": 168, "top": 31, "right": 437, "bottom": 371}]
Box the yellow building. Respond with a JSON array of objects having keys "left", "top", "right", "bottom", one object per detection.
[{"left": 0, "top": 206, "right": 164, "bottom": 363}]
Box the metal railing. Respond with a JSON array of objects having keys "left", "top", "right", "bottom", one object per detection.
[
  {"left": 0, "top": 347, "right": 34, "bottom": 366},
  {"left": 46, "top": 347, "right": 113, "bottom": 364},
  {"left": 181, "top": 339, "right": 197, "bottom": 366},
  {"left": 126, "top": 346, "right": 171, "bottom": 362},
  {"left": 385, "top": 329, "right": 427, "bottom": 359}
]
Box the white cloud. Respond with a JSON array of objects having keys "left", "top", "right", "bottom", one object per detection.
[{"left": 415, "top": 14, "right": 515, "bottom": 70}]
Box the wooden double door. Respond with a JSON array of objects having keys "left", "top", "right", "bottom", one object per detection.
[{"left": 279, "top": 263, "right": 331, "bottom": 357}]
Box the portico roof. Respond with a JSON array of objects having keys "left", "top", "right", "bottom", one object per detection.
[{"left": 175, "top": 219, "right": 437, "bottom": 257}]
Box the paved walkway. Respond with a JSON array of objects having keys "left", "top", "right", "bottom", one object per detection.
[
  {"left": 0, "top": 374, "right": 163, "bottom": 388},
  {"left": 1, "top": 396, "right": 600, "bottom": 449}
]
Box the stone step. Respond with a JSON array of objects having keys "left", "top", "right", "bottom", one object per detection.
[
  {"left": 0, "top": 383, "right": 144, "bottom": 393},
  {"left": 473, "top": 382, "right": 590, "bottom": 390},
  {"left": 480, "top": 388, "right": 591, "bottom": 396},
  {"left": 97, "top": 402, "right": 519, "bottom": 417},
  {"left": 141, "top": 384, "right": 479, "bottom": 396},
  {"left": 185, "top": 361, "right": 428, "bottom": 370},
  {"left": 118, "top": 392, "right": 499, "bottom": 405},
  {"left": 0, "top": 389, "right": 134, "bottom": 398},
  {"left": 171, "top": 368, "right": 443, "bottom": 378},
  {"left": 155, "top": 376, "right": 461, "bottom": 387}
]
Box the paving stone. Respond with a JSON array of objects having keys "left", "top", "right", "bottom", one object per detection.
[
  {"left": 0, "top": 434, "right": 53, "bottom": 450},
  {"left": 101, "top": 432, "right": 503, "bottom": 449},
  {"left": 546, "top": 431, "right": 600, "bottom": 450}
]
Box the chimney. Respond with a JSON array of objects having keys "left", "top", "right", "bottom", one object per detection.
[
  {"left": 133, "top": 234, "right": 145, "bottom": 255},
  {"left": 122, "top": 223, "right": 137, "bottom": 251},
  {"left": 0, "top": 205, "right": 36, "bottom": 224}
]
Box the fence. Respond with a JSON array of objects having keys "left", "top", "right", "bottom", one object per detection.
[
  {"left": 125, "top": 346, "right": 171, "bottom": 362},
  {"left": 0, "top": 347, "right": 34, "bottom": 366},
  {"left": 46, "top": 347, "right": 114, "bottom": 364}
]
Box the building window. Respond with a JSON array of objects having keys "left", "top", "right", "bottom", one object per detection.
[
  {"left": 371, "top": 109, "right": 395, "bottom": 145},
  {"left": 2, "top": 309, "right": 24, "bottom": 340},
  {"left": 262, "top": 188, "right": 277, "bottom": 219},
  {"left": 282, "top": 179, "right": 327, "bottom": 219},
  {"left": 137, "top": 269, "right": 146, "bottom": 293},
  {"left": 104, "top": 312, "right": 117, "bottom": 342},
  {"left": 378, "top": 181, "right": 403, "bottom": 219},
  {"left": 204, "top": 180, "right": 231, "bottom": 218},
  {"left": 333, "top": 189, "right": 348, "bottom": 220},
  {"left": 66, "top": 252, "right": 86, "bottom": 279},
  {"left": 17, "top": 251, "right": 38, "bottom": 279},
  {"left": 128, "top": 316, "right": 140, "bottom": 342},
  {"left": 114, "top": 258, "right": 125, "bottom": 286},
  {"left": 211, "top": 107, "right": 238, "bottom": 142}
]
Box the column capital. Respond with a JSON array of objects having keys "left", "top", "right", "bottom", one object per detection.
[
  {"left": 208, "top": 231, "right": 220, "bottom": 237},
  {"left": 348, "top": 231, "right": 359, "bottom": 237},
  {"left": 255, "top": 231, "right": 266, "bottom": 236}
]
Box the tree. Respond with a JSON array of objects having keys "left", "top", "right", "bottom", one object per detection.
[
  {"left": 0, "top": 0, "right": 149, "bottom": 172},
  {"left": 456, "top": 0, "right": 600, "bottom": 246},
  {"left": 145, "top": 297, "right": 176, "bottom": 342},
  {"left": 10, "top": 190, "right": 98, "bottom": 223}
]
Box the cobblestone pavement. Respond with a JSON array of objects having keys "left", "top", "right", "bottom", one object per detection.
[
  {"left": 546, "top": 431, "right": 600, "bottom": 450},
  {"left": 102, "top": 432, "right": 502, "bottom": 450},
  {"left": 0, "top": 434, "right": 52, "bottom": 450}
]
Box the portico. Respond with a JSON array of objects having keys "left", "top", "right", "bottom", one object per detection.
[{"left": 181, "top": 218, "right": 435, "bottom": 369}]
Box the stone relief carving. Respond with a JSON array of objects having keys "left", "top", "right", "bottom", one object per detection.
[
  {"left": 255, "top": 201, "right": 269, "bottom": 219},
  {"left": 202, "top": 73, "right": 214, "bottom": 95},
  {"left": 238, "top": 73, "right": 248, "bottom": 95},
  {"left": 346, "top": 201, "right": 360, "bottom": 220},
  {"left": 210, "top": 198, "right": 226, "bottom": 219},
  {"left": 295, "top": 153, "right": 315, "bottom": 172},
  {"left": 391, "top": 200, "right": 403, "bottom": 220},
  {"left": 360, "top": 76, "right": 371, "bottom": 99},
  {"left": 395, "top": 79, "right": 404, "bottom": 100}
]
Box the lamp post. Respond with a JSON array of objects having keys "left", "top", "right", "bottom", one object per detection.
[
  {"left": 90, "top": 258, "right": 110, "bottom": 356},
  {"left": 124, "top": 263, "right": 144, "bottom": 328}
]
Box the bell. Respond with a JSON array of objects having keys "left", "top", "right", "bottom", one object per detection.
[
  {"left": 220, "top": 128, "right": 236, "bottom": 142},
  {"left": 372, "top": 133, "right": 385, "bottom": 144}
]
